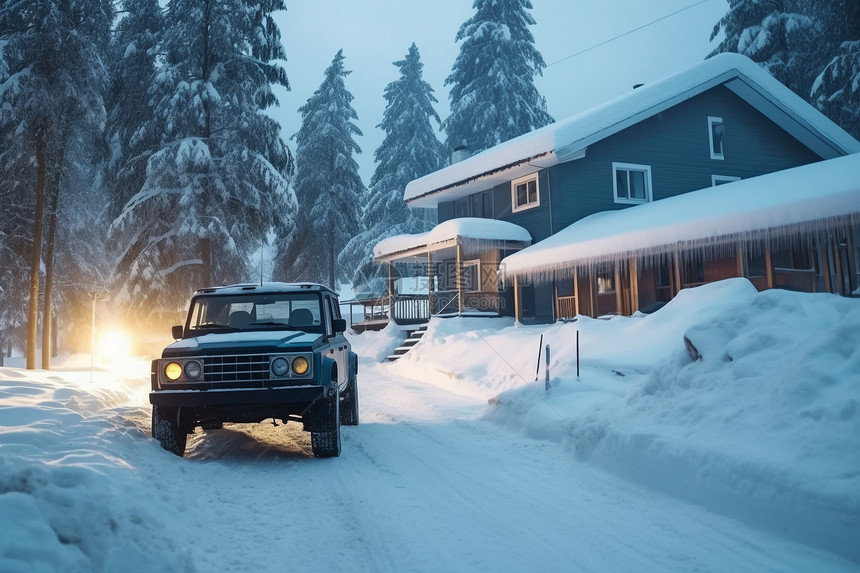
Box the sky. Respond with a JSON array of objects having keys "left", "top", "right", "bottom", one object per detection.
[{"left": 270, "top": 0, "right": 730, "bottom": 183}]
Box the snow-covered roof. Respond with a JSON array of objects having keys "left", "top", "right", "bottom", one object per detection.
[
  {"left": 405, "top": 53, "right": 860, "bottom": 207},
  {"left": 374, "top": 217, "right": 531, "bottom": 262},
  {"left": 500, "top": 153, "right": 860, "bottom": 280}
]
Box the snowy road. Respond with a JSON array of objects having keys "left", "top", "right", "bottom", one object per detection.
[{"left": 126, "top": 359, "right": 851, "bottom": 572}]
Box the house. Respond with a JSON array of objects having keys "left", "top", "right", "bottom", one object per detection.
[{"left": 375, "top": 53, "right": 860, "bottom": 324}]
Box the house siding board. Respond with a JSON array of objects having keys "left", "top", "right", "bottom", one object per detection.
[
  {"left": 545, "top": 85, "right": 823, "bottom": 233},
  {"left": 438, "top": 201, "right": 453, "bottom": 224}
]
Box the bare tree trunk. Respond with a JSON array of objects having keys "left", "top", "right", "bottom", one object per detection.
[
  {"left": 42, "top": 187, "right": 59, "bottom": 370},
  {"left": 27, "top": 128, "right": 47, "bottom": 370},
  {"left": 201, "top": 237, "right": 211, "bottom": 286}
]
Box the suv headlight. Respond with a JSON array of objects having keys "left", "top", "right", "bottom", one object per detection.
[
  {"left": 271, "top": 357, "right": 290, "bottom": 377},
  {"left": 184, "top": 360, "right": 202, "bottom": 380},
  {"left": 164, "top": 362, "right": 183, "bottom": 381},
  {"left": 291, "top": 356, "right": 309, "bottom": 376}
]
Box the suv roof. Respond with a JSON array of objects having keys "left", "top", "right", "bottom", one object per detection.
[{"left": 193, "top": 282, "right": 338, "bottom": 297}]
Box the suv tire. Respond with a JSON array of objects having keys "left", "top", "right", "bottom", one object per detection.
[
  {"left": 310, "top": 382, "right": 341, "bottom": 458},
  {"left": 340, "top": 376, "right": 359, "bottom": 426},
  {"left": 152, "top": 405, "right": 188, "bottom": 457}
]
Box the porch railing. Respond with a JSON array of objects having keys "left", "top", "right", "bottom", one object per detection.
[
  {"left": 556, "top": 296, "right": 576, "bottom": 319},
  {"left": 390, "top": 291, "right": 501, "bottom": 324},
  {"left": 392, "top": 295, "right": 431, "bottom": 325}
]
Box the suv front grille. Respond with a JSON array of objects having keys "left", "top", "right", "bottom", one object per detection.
[{"left": 204, "top": 354, "right": 270, "bottom": 383}]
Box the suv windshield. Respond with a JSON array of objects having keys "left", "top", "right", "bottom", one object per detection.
[{"left": 186, "top": 292, "right": 324, "bottom": 334}]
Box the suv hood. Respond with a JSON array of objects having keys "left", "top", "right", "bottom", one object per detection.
[{"left": 164, "top": 330, "right": 323, "bottom": 355}]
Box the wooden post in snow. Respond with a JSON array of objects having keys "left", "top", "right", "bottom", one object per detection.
[{"left": 456, "top": 243, "right": 464, "bottom": 316}]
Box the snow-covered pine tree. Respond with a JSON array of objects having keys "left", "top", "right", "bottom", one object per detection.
[
  {"left": 0, "top": 0, "right": 113, "bottom": 368},
  {"left": 709, "top": 0, "right": 860, "bottom": 137},
  {"left": 443, "top": 0, "right": 553, "bottom": 155},
  {"left": 103, "top": 0, "right": 164, "bottom": 222},
  {"left": 340, "top": 43, "right": 445, "bottom": 294},
  {"left": 709, "top": 0, "right": 815, "bottom": 97},
  {"left": 273, "top": 50, "right": 365, "bottom": 289},
  {"left": 109, "top": 0, "right": 296, "bottom": 314},
  {"left": 811, "top": 40, "right": 860, "bottom": 139}
]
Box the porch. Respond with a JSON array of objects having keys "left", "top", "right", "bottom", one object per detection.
[{"left": 374, "top": 218, "right": 531, "bottom": 325}]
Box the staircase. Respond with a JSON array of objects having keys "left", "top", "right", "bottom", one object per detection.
[{"left": 386, "top": 325, "right": 428, "bottom": 362}]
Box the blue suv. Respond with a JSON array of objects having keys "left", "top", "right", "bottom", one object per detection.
[{"left": 150, "top": 283, "right": 358, "bottom": 457}]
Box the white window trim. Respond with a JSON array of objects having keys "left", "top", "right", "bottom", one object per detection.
[
  {"left": 612, "top": 162, "right": 652, "bottom": 205},
  {"left": 511, "top": 173, "right": 540, "bottom": 213},
  {"left": 711, "top": 174, "right": 740, "bottom": 186},
  {"left": 462, "top": 259, "right": 481, "bottom": 292},
  {"left": 708, "top": 116, "right": 724, "bottom": 160}
]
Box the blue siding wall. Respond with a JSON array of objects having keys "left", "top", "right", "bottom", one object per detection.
[
  {"left": 545, "top": 85, "right": 822, "bottom": 233},
  {"left": 437, "top": 85, "right": 822, "bottom": 240}
]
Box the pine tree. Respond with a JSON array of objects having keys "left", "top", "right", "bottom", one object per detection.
[
  {"left": 709, "top": 0, "right": 815, "bottom": 96},
  {"left": 109, "top": 0, "right": 296, "bottom": 313},
  {"left": 444, "top": 0, "right": 553, "bottom": 155},
  {"left": 103, "top": 0, "right": 164, "bottom": 222},
  {"left": 811, "top": 41, "right": 860, "bottom": 139},
  {"left": 0, "top": 0, "right": 113, "bottom": 367},
  {"left": 341, "top": 43, "right": 445, "bottom": 293},
  {"left": 710, "top": 0, "right": 860, "bottom": 137},
  {"left": 274, "top": 50, "right": 365, "bottom": 289}
]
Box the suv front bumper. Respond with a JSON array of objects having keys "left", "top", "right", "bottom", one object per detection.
[{"left": 149, "top": 385, "right": 326, "bottom": 408}]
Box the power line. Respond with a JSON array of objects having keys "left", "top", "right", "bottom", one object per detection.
[{"left": 547, "top": 0, "right": 714, "bottom": 67}]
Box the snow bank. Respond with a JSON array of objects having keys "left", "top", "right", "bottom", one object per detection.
[
  {"left": 0, "top": 362, "right": 195, "bottom": 573},
  {"left": 374, "top": 279, "right": 860, "bottom": 561}
]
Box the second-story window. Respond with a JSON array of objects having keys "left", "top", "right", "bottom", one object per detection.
[
  {"left": 613, "top": 162, "right": 652, "bottom": 204},
  {"left": 511, "top": 173, "right": 540, "bottom": 213},
  {"left": 708, "top": 116, "right": 725, "bottom": 160}
]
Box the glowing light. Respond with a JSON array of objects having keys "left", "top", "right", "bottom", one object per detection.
[{"left": 97, "top": 330, "right": 132, "bottom": 362}]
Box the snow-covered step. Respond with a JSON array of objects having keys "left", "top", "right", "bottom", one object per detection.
[{"left": 386, "top": 325, "right": 428, "bottom": 361}]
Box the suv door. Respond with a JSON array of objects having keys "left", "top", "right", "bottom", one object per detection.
[{"left": 324, "top": 294, "right": 349, "bottom": 390}]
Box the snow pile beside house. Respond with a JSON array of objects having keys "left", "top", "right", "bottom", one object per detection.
[{"left": 387, "top": 278, "right": 860, "bottom": 560}]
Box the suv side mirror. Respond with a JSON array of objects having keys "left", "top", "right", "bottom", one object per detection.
[
  {"left": 172, "top": 325, "right": 184, "bottom": 340},
  {"left": 333, "top": 318, "right": 347, "bottom": 334}
]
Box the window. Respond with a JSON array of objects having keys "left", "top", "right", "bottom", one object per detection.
[
  {"left": 470, "top": 191, "right": 492, "bottom": 218},
  {"left": 462, "top": 260, "right": 481, "bottom": 292},
  {"left": 597, "top": 266, "right": 615, "bottom": 294},
  {"left": 612, "top": 162, "right": 652, "bottom": 204},
  {"left": 708, "top": 116, "right": 724, "bottom": 160},
  {"left": 511, "top": 174, "right": 539, "bottom": 213},
  {"left": 712, "top": 175, "right": 740, "bottom": 186}
]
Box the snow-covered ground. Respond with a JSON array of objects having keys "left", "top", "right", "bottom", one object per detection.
[{"left": 1, "top": 278, "right": 858, "bottom": 572}]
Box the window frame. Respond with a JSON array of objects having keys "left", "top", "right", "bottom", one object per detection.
[
  {"left": 462, "top": 259, "right": 481, "bottom": 292},
  {"left": 708, "top": 116, "right": 725, "bottom": 160},
  {"left": 711, "top": 174, "right": 740, "bottom": 186},
  {"left": 511, "top": 173, "right": 540, "bottom": 213},
  {"left": 612, "top": 162, "right": 653, "bottom": 205}
]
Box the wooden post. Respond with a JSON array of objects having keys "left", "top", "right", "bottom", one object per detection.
[
  {"left": 552, "top": 280, "right": 558, "bottom": 322},
  {"left": 456, "top": 243, "right": 464, "bottom": 316},
  {"left": 672, "top": 252, "right": 682, "bottom": 296},
  {"left": 736, "top": 244, "right": 745, "bottom": 278},
  {"left": 427, "top": 251, "right": 434, "bottom": 316},
  {"left": 819, "top": 232, "right": 833, "bottom": 294},
  {"left": 614, "top": 264, "right": 624, "bottom": 315},
  {"left": 845, "top": 225, "right": 857, "bottom": 294},
  {"left": 573, "top": 267, "right": 580, "bottom": 317},
  {"left": 764, "top": 242, "right": 774, "bottom": 289},
  {"left": 833, "top": 231, "right": 845, "bottom": 295},
  {"left": 513, "top": 274, "right": 522, "bottom": 323},
  {"left": 628, "top": 258, "right": 639, "bottom": 315},
  {"left": 388, "top": 262, "right": 395, "bottom": 321},
  {"left": 589, "top": 272, "right": 597, "bottom": 318}
]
